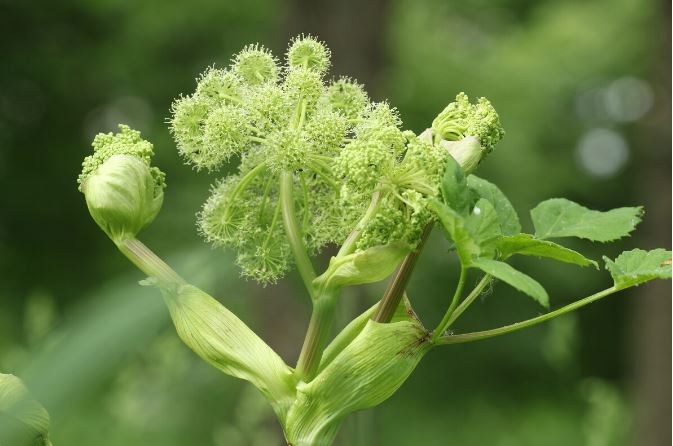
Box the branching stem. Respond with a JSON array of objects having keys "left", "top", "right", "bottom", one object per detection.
[
  {"left": 445, "top": 274, "right": 492, "bottom": 328},
  {"left": 432, "top": 265, "right": 466, "bottom": 341},
  {"left": 436, "top": 286, "right": 619, "bottom": 345}
]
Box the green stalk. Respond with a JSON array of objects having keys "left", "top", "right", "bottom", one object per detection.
[
  {"left": 337, "top": 190, "right": 383, "bottom": 257},
  {"left": 279, "top": 170, "right": 337, "bottom": 381},
  {"left": 432, "top": 265, "right": 466, "bottom": 341},
  {"left": 371, "top": 224, "right": 433, "bottom": 323},
  {"left": 279, "top": 171, "right": 317, "bottom": 297},
  {"left": 445, "top": 274, "right": 492, "bottom": 328},
  {"left": 295, "top": 288, "right": 338, "bottom": 381},
  {"left": 436, "top": 286, "right": 619, "bottom": 345},
  {"left": 116, "top": 238, "right": 185, "bottom": 286}
]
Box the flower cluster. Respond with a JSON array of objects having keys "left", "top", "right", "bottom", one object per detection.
[
  {"left": 170, "top": 36, "right": 505, "bottom": 284},
  {"left": 171, "top": 36, "right": 371, "bottom": 283}
]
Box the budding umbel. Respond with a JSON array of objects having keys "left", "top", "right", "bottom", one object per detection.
[{"left": 81, "top": 154, "right": 163, "bottom": 243}]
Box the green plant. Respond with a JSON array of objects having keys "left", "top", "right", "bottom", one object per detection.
[{"left": 72, "top": 36, "right": 670, "bottom": 446}]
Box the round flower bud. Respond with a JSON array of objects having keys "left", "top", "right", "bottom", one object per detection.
[
  {"left": 232, "top": 44, "right": 278, "bottom": 85},
  {"left": 286, "top": 35, "right": 331, "bottom": 73},
  {"left": 81, "top": 154, "right": 164, "bottom": 243},
  {"left": 326, "top": 77, "right": 369, "bottom": 119}
]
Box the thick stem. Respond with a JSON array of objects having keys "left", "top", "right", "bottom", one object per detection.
[
  {"left": 280, "top": 171, "right": 317, "bottom": 297},
  {"left": 115, "top": 238, "right": 185, "bottom": 285},
  {"left": 436, "top": 286, "right": 619, "bottom": 345},
  {"left": 432, "top": 265, "right": 466, "bottom": 341},
  {"left": 372, "top": 224, "right": 433, "bottom": 323},
  {"left": 295, "top": 289, "right": 338, "bottom": 381}
]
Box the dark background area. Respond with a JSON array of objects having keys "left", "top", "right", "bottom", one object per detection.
[{"left": 0, "top": 0, "right": 670, "bottom": 444}]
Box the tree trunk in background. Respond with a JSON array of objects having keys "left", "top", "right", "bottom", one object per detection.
[
  {"left": 630, "top": 1, "right": 671, "bottom": 444},
  {"left": 258, "top": 3, "right": 391, "bottom": 444},
  {"left": 281, "top": 0, "right": 390, "bottom": 92}
]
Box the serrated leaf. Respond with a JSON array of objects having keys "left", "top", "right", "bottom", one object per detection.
[
  {"left": 531, "top": 198, "right": 642, "bottom": 242},
  {"left": 428, "top": 199, "right": 479, "bottom": 265},
  {"left": 604, "top": 248, "right": 672, "bottom": 289},
  {"left": 496, "top": 233, "right": 598, "bottom": 268},
  {"left": 440, "top": 154, "right": 470, "bottom": 215},
  {"left": 467, "top": 175, "right": 521, "bottom": 235},
  {"left": 465, "top": 198, "right": 501, "bottom": 257},
  {"left": 471, "top": 258, "right": 549, "bottom": 308}
]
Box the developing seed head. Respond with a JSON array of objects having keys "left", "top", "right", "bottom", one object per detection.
[
  {"left": 326, "top": 77, "right": 369, "bottom": 119},
  {"left": 286, "top": 35, "right": 331, "bottom": 73},
  {"left": 170, "top": 94, "right": 210, "bottom": 168},
  {"left": 232, "top": 44, "right": 279, "bottom": 85},
  {"left": 198, "top": 164, "right": 291, "bottom": 284},
  {"left": 304, "top": 107, "right": 349, "bottom": 156},
  {"left": 201, "top": 105, "right": 250, "bottom": 168},
  {"left": 194, "top": 67, "right": 242, "bottom": 106},
  {"left": 265, "top": 128, "right": 312, "bottom": 173},
  {"left": 431, "top": 92, "right": 504, "bottom": 155},
  {"left": 283, "top": 66, "right": 324, "bottom": 109}
]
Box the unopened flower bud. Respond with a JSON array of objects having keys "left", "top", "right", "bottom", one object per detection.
[
  {"left": 440, "top": 136, "right": 483, "bottom": 174},
  {"left": 81, "top": 154, "right": 163, "bottom": 242}
]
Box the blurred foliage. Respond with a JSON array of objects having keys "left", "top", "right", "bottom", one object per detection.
[{"left": 0, "top": 0, "right": 669, "bottom": 444}]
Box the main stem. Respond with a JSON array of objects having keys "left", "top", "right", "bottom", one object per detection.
[
  {"left": 279, "top": 170, "right": 338, "bottom": 382},
  {"left": 437, "top": 286, "right": 619, "bottom": 345},
  {"left": 372, "top": 224, "right": 433, "bottom": 323},
  {"left": 295, "top": 288, "right": 338, "bottom": 381}
]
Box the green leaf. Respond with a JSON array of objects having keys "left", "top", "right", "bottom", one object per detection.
[
  {"left": 428, "top": 199, "right": 479, "bottom": 264},
  {"left": 531, "top": 198, "right": 642, "bottom": 242},
  {"left": 0, "top": 374, "right": 51, "bottom": 446},
  {"left": 286, "top": 318, "right": 430, "bottom": 445},
  {"left": 496, "top": 234, "right": 598, "bottom": 268},
  {"left": 319, "top": 295, "right": 415, "bottom": 373},
  {"left": 316, "top": 242, "right": 410, "bottom": 289},
  {"left": 153, "top": 283, "right": 296, "bottom": 415},
  {"left": 440, "top": 154, "right": 470, "bottom": 215},
  {"left": 467, "top": 175, "right": 521, "bottom": 235},
  {"left": 471, "top": 258, "right": 549, "bottom": 308},
  {"left": 465, "top": 198, "right": 501, "bottom": 257},
  {"left": 604, "top": 248, "right": 672, "bottom": 289}
]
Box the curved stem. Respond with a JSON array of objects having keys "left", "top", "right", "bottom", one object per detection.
[
  {"left": 115, "top": 238, "right": 185, "bottom": 286},
  {"left": 436, "top": 286, "right": 619, "bottom": 345},
  {"left": 432, "top": 265, "right": 466, "bottom": 341},
  {"left": 222, "top": 162, "right": 268, "bottom": 223},
  {"left": 445, "top": 274, "right": 492, "bottom": 328},
  {"left": 279, "top": 170, "right": 317, "bottom": 297}
]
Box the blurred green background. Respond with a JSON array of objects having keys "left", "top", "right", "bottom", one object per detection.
[{"left": 0, "top": 0, "right": 670, "bottom": 444}]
